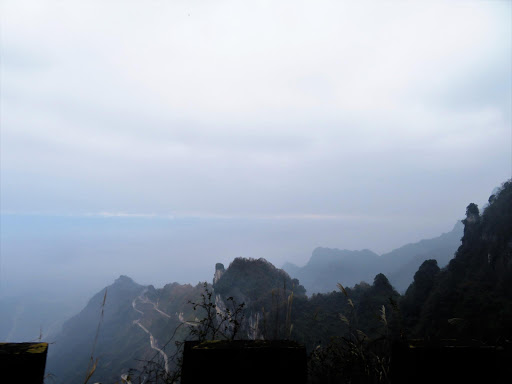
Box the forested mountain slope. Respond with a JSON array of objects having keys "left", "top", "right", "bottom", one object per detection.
[
  {"left": 46, "top": 276, "right": 204, "bottom": 384},
  {"left": 402, "top": 180, "right": 512, "bottom": 341},
  {"left": 44, "top": 180, "right": 511, "bottom": 383}
]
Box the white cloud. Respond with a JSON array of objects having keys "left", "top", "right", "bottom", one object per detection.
[{"left": 1, "top": 0, "right": 510, "bottom": 227}]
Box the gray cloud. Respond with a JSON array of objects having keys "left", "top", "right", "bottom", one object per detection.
[{"left": 0, "top": 1, "right": 510, "bottom": 291}]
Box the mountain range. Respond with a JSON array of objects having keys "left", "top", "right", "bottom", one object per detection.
[
  {"left": 19, "top": 180, "right": 512, "bottom": 382},
  {"left": 282, "top": 221, "right": 463, "bottom": 294},
  {"left": 43, "top": 220, "right": 474, "bottom": 383}
]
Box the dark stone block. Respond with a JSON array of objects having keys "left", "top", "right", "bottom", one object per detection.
[
  {"left": 0, "top": 342, "right": 48, "bottom": 383},
  {"left": 391, "top": 340, "right": 512, "bottom": 384},
  {"left": 182, "top": 340, "right": 307, "bottom": 384}
]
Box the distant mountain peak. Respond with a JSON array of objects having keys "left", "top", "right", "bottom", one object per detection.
[
  {"left": 114, "top": 275, "right": 136, "bottom": 285},
  {"left": 452, "top": 220, "right": 464, "bottom": 231},
  {"left": 283, "top": 223, "right": 463, "bottom": 294},
  {"left": 309, "top": 247, "right": 378, "bottom": 266}
]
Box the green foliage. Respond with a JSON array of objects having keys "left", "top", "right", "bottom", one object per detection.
[
  {"left": 214, "top": 257, "right": 306, "bottom": 340},
  {"left": 188, "top": 282, "right": 246, "bottom": 342},
  {"left": 400, "top": 260, "right": 440, "bottom": 331},
  {"left": 128, "top": 282, "right": 247, "bottom": 384},
  {"left": 355, "top": 274, "right": 400, "bottom": 339},
  {"left": 308, "top": 283, "right": 393, "bottom": 384},
  {"left": 407, "top": 179, "right": 512, "bottom": 342},
  {"left": 213, "top": 257, "right": 306, "bottom": 307}
]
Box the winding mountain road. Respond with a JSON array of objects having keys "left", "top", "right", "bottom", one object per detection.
[{"left": 131, "top": 289, "right": 170, "bottom": 373}]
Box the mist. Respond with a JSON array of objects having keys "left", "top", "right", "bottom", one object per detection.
[{"left": 1, "top": 0, "right": 510, "bottom": 343}]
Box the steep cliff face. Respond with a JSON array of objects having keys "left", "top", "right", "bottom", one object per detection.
[
  {"left": 47, "top": 276, "right": 148, "bottom": 384},
  {"left": 46, "top": 276, "right": 204, "bottom": 384},
  {"left": 213, "top": 263, "right": 225, "bottom": 284},
  {"left": 213, "top": 257, "right": 306, "bottom": 340},
  {"left": 214, "top": 257, "right": 306, "bottom": 307},
  {"left": 407, "top": 180, "right": 512, "bottom": 341},
  {"left": 47, "top": 260, "right": 302, "bottom": 383}
]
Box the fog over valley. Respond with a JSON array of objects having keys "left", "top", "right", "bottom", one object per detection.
[{"left": 0, "top": 213, "right": 458, "bottom": 292}]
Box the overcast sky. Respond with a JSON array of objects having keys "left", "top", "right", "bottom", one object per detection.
[{"left": 1, "top": 1, "right": 511, "bottom": 293}]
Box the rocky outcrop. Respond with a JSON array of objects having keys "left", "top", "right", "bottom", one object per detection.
[{"left": 213, "top": 263, "right": 225, "bottom": 284}]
